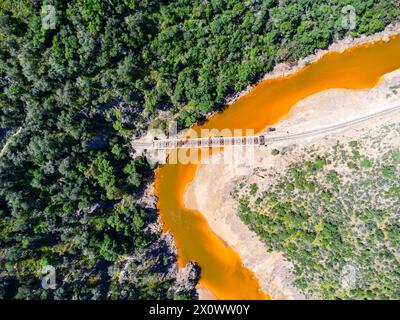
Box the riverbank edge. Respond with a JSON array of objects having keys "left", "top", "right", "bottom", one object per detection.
[{"left": 224, "top": 22, "right": 400, "bottom": 106}]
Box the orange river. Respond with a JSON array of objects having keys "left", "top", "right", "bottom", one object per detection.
[{"left": 155, "top": 34, "right": 400, "bottom": 299}]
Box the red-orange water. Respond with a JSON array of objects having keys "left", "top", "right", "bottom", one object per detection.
[{"left": 155, "top": 35, "right": 400, "bottom": 299}]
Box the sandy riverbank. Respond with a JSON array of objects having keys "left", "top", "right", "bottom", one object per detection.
[{"left": 185, "top": 67, "right": 400, "bottom": 299}]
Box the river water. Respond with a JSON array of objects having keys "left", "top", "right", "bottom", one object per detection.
[{"left": 155, "top": 34, "right": 400, "bottom": 299}]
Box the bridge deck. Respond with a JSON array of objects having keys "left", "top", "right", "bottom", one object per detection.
[{"left": 149, "top": 135, "right": 265, "bottom": 149}]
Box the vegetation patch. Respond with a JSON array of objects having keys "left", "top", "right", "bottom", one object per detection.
[{"left": 236, "top": 123, "right": 400, "bottom": 299}]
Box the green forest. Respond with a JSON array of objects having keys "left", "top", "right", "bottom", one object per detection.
[{"left": 1, "top": 0, "right": 399, "bottom": 299}]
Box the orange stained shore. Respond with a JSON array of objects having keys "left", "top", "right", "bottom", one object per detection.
[{"left": 155, "top": 34, "right": 400, "bottom": 300}]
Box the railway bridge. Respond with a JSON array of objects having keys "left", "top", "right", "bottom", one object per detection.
[{"left": 132, "top": 135, "right": 267, "bottom": 151}]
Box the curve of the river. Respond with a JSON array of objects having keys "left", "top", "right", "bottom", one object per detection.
[{"left": 155, "top": 34, "right": 400, "bottom": 299}]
